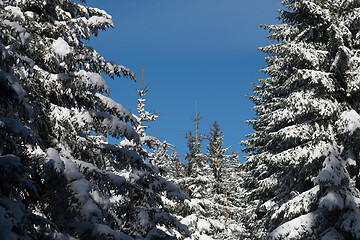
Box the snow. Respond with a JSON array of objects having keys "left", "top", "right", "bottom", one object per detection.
[
  {"left": 10, "top": 79, "right": 26, "bottom": 99},
  {"left": 91, "top": 224, "right": 134, "bottom": 240},
  {"left": 45, "top": 148, "right": 64, "bottom": 172},
  {"left": 209, "top": 219, "right": 224, "bottom": 230},
  {"left": 51, "top": 233, "right": 78, "bottom": 240},
  {"left": 119, "top": 138, "right": 136, "bottom": 148},
  {"left": 98, "top": 113, "right": 139, "bottom": 142},
  {"left": 181, "top": 214, "right": 197, "bottom": 226},
  {"left": 107, "top": 172, "right": 126, "bottom": 186},
  {"left": 199, "top": 235, "right": 214, "bottom": 240},
  {"left": 2, "top": 17, "right": 30, "bottom": 45},
  {"left": 82, "top": 199, "right": 102, "bottom": 219},
  {"left": 268, "top": 210, "right": 326, "bottom": 239},
  {"left": 69, "top": 178, "right": 90, "bottom": 202},
  {"left": 197, "top": 219, "right": 211, "bottom": 232},
  {"left": 316, "top": 151, "right": 345, "bottom": 187},
  {"left": 272, "top": 186, "right": 320, "bottom": 221},
  {"left": 96, "top": 93, "right": 136, "bottom": 123},
  {"left": 63, "top": 157, "right": 83, "bottom": 181},
  {"left": 5, "top": 6, "right": 25, "bottom": 21},
  {"left": 52, "top": 37, "right": 71, "bottom": 57},
  {"left": 75, "top": 70, "right": 109, "bottom": 93},
  {"left": 346, "top": 150, "right": 357, "bottom": 167},
  {"left": 319, "top": 190, "right": 344, "bottom": 211},
  {"left": 338, "top": 110, "right": 360, "bottom": 135},
  {"left": 90, "top": 190, "right": 110, "bottom": 209},
  {"left": 88, "top": 16, "right": 113, "bottom": 27}
]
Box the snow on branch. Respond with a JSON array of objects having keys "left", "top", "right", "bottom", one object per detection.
[
  {"left": 50, "top": 104, "right": 139, "bottom": 143},
  {"left": 95, "top": 93, "right": 137, "bottom": 125}
]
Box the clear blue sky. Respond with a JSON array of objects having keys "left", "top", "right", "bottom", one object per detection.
[{"left": 86, "top": 0, "right": 283, "bottom": 162}]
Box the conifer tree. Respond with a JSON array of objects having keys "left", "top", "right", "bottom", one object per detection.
[
  {"left": 0, "top": 0, "right": 188, "bottom": 239},
  {"left": 178, "top": 120, "right": 245, "bottom": 240},
  {"left": 205, "top": 122, "right": 244, "bottom": 239},
  {"left": 206, "top": 121, "right": 228, "bottom": 194},
  {"left": 0, "top": 4, "right": 55, "bottom": 238},
  {"left": 243, "top": 0, "right": 360, "bottom": 239}
]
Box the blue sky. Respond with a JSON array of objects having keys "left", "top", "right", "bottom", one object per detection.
[{"left": 87, "top": 0, "right": 283, "bottom": 162}]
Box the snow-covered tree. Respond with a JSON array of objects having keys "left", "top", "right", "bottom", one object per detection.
[
  {"left": 176, "top": 120, "right": 245, "bottom": 240},
  {"left": 0, "top": 4, "right": 56, "bottom": 239},
  {"left": 1, "top": 0, "right": 188, "bottom": 239},
  {"left": 242, "top": 0, "right": 360, "bottom": 239},
  {"left": 205, "top": 122, "right": 244, "bottom": 239},
  {"left": 206, "top": 121, "right": 229, "bottom": 194}
]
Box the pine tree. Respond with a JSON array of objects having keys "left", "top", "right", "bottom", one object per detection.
[
  {"left": 1, "top": 0, "right": 188, "bottom": 239},
  {"left": 205, "top": 122, "right": 244, "bottom": 239},
  {"left": 178, "top": 120, "right": 246, "bottom": 240},
  {"left": 206, "top": 121, "right": 228, "bottom": 194},
  {"left": 0, "top": 4, "right": 55, "bottom": 238},
  {"left": 242, "top": 0, "right": 360, "bottom": 239}
]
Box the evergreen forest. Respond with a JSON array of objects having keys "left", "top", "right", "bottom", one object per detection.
[{"left": 2, "top": 0, "right": 360, "bottom": 239}]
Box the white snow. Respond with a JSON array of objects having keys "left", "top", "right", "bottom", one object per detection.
[
  {"left": 2, "top": 20, "right": 30, "bottom": 45},
  {"left": 197, "top": 219, "right": 211, "bottom": 232},
  {"left": 272, "top": 186, "right": 320, "bottom": 221},
  {"left": 338, "top": 110, "right": 360, "bottom": 135},
  {"left": 82, "top": 199, "right": 102, "bottom": 219},
  {"left": 63, "top": 158, "right": 83, "bottom": 181},
  {"left": 45, "top": 148, "right": 64, "bottom": 172},
  {"left": 90, "top": 190, "right": 110, "bottom": 209},
  {"left": 199, "top": 235, "right": 214, "bottom": 240},
  {"left": 319, "top": 190, "right": 344, "bottom": 211},
  {"left": 52, "top": 37, "right": 71, "bottom": 57},
  {"left": 209, "top": 219, "right": 225, "bottom": 230},
  {"left": 181, "top": 214, "right": 197, "bottom": 226},
  {"left": 315, "top": 150, "right": 345, "bottom": 187},
  {"left": 268, "top": 210, "right": 326, "bottom": 239},
  {"left": 5, "top": 6, "right": 24, "bottom": 21},
  {"left": 69, "top": 178, "right": 90, "bottom": 202},
  {"left": 75, "top": 70, "right": 109, "bottom": 93},
  {"left": 88, "top": 16, "right": 113, "bottom": 27},
  {"left": 91, "top": 224, "right": 134, "bottom": 240},
  {"left": 96, "top": 93, "right": 135, "bottom": 123}
]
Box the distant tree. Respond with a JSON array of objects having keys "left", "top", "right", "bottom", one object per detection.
[
  {"left": 206, "top": 121, "right": 228, "bottom": 194},
  {"left": 184, "top": 130, "right": 206, "bottom": 183},
  {"left": 1, "top": 0, "right": 188, "bottom": 239},
  {"left": 205, "top": 122, "right": 245, "bottom": 239},
  {"left": 242, "top": 0, "right": 360, "bottom": 239},
  {"left": 176, "top": 119, "right": 246, "bottom": 240}
]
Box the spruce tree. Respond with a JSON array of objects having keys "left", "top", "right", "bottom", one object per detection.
[
  {"left": 0, "top": 4, "right": 55, "bottom": 238},
  {"left": 205, "top": 122, "right": 244, "bottom": 239},
  {"left": 206, "top": 121, "right": 228, "bottom": 194},
  {"left": 1, "top": 0, "right": 187, "bottom": 239},
  {"left": 243, "top": 0, "right": 360, "bottom": 239}
]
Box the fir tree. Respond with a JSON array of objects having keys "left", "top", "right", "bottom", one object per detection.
[
  {"left": 1, "top": 0, "right": 188, "bottom": 239},
  {"left": 243, "top": 0, "right": 360, "bottom": 239},
  {"left": 205, "top": 122, "right": 245, "bottom": 239},
  {"left": 206, "top": 121, "right": 228, "bottom": 194},
  {"left": 0, "top": 4, "right": 55, "bottom": 238}
]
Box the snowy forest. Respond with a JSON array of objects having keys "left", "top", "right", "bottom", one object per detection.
[{"left": 2, "top": 0, "right": 360, "bottom": 239}]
